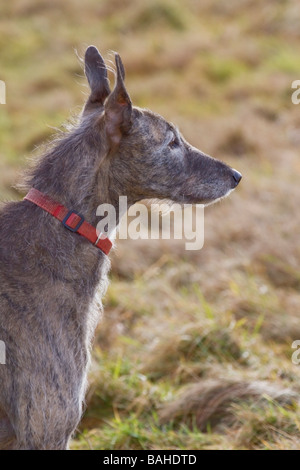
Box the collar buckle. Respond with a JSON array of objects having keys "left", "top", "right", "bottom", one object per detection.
[{"left": 62, "top": 210, "right": 85, "bottom": 232}]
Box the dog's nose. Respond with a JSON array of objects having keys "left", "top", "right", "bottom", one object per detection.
[{"left": 232, "top": 169, "right": 242, "bottom": 186}]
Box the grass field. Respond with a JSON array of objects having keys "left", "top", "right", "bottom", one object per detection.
[{"left": 1, "top": 0, "right": 300, "bottom": 450}]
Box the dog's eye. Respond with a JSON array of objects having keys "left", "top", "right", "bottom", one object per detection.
[{"left": 168, "top": 135, "right": 179, "bottom": 149}]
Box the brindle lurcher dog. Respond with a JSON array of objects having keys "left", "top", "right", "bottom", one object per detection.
[{"left": 0, "top": 46, "right": 241, "bottom": 449}]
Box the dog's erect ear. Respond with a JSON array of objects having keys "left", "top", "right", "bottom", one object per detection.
[
  {"left": 104, "top": 53, "right": 132, "bottom": 150},
  {"left": 84, "top": 46, "right": 111, "bottom": 112}
]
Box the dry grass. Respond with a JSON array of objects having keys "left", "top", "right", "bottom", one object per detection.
[{"left": 1, "top": 0, "right": 300, "bottom": 450}]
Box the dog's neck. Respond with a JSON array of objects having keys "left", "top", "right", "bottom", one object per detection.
[{"left": 26, "top": 124, "right": 132, "bottom": 233}]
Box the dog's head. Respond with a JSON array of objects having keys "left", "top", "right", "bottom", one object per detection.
[{"left": 83, "top": 46, "right": 242, "bottom": 206}]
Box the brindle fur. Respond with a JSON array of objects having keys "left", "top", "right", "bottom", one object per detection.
[{"left": 0, "top": 46, "right": 241, "bottom": 449}]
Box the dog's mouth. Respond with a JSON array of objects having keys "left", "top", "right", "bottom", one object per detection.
[
  {"left": 179, "top": 168, "right": 242, "bottom": 206},
  {"left": 144, "top": 169, "right": 242, "bottom": 208},
  {"left": 203, "top": 188, "right": 236, "bottom": 207},
  {"left": 174, "top": 187, "right": 236, "bottom": 206}
]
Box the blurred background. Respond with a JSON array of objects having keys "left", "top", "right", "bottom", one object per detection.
[{"left": 1, "top": 0, "right": 300, "bottom": 450}]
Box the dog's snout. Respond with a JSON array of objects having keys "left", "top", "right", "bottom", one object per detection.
[{"left": 231, "top": 169, "right": 242, "bottom": 186}]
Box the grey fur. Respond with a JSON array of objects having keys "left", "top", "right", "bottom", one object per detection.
[{"left": 0, "top": 46, "right": 241, "bottom": 449}]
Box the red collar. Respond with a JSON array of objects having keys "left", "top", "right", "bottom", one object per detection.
[{"left": 24, "top": 188, "right": 112, "bottom": 255}]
